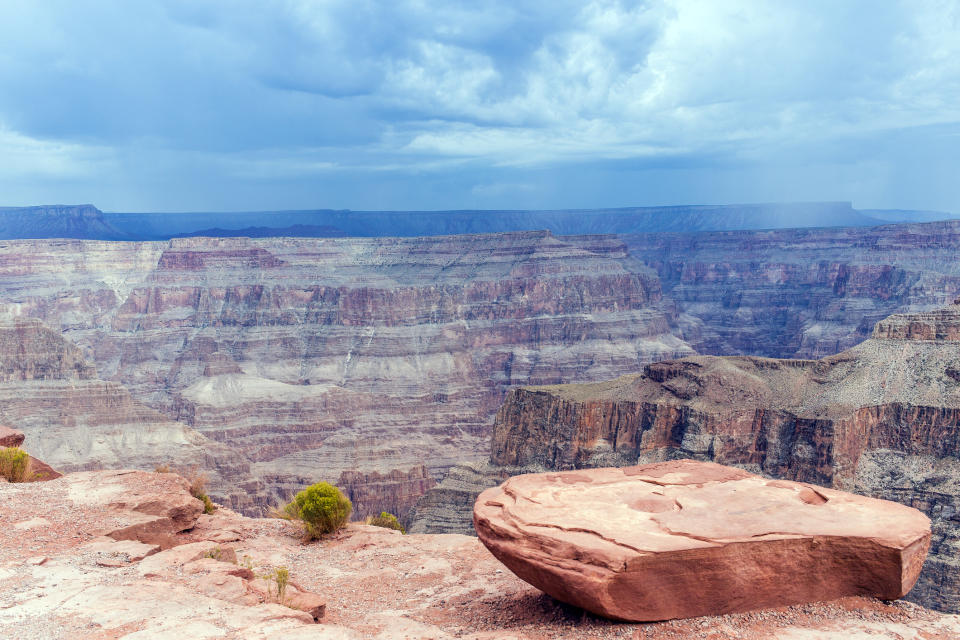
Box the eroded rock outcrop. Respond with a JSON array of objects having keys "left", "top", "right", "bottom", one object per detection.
[
  {"left": 337, "top": 465, "right": 437, "bottom": 521},
  {"left": 0, "top": 425, "right": 24, "bottom": 448},
  {"left": 475, "top": 460, "right": 930, "bottom": 621},
  {"left": 414, "top": 304, "right": 960, "bottom": 613}
]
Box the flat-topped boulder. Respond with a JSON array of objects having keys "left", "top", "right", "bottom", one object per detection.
[{"left": 474, "top": 460, "right": 931, "bottom": 622}]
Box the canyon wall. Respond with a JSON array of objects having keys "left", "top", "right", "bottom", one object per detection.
[
  {"left": 5, "top": 220, "right": 960, "bottom": 521},
  {"left": 0, "top": 318, "right": 265, "bottom": 511},
  {"left": 625, "top": 221, "right": 960, "bottom": 358},
  {"left": 412, "top": 304, "right": 960, "bottom": 612},
  {"left": 0, "top": 232, "right": 689, "bottom": 515}
]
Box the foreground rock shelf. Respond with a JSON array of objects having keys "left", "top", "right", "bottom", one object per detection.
[
  {"left": 2, "top": 468, "right": 958, "bottom": 638},
  {"left": 475, "top": 460, "right": 931, "bottom": 622}
]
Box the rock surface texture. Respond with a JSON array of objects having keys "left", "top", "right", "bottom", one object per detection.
[
  {"left": 1, "top": 468, "right": 958, "bottom": 639},
  {"left": 474, "top": 460, "right": 931, "bottom": 622},
  {"left": 0, "top": 425, "right": 25, "bottom": 448}
]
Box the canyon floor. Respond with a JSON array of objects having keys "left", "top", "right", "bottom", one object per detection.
[{"left": 1, "top": 469, "right": 959, "bottom": 640}]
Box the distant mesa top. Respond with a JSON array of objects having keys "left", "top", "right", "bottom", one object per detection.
[
  {"left": 473, "top": 460, "right": 931, "bottom": 622},
  {"left": 1, "top": 202, "right": 953, "bottom": 241}
]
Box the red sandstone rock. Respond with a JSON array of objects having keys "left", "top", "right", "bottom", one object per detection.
[
  {"left": 474, "top": 460, "right": 931, "bottom": 622},
  {"left": 23, "top": 452, "right": 62, "bottom": 481},
  {"left": 64, "top": 470, "right": 203, "bottom": 547},
  {"left": 0, "top": 425, "right": 61, "bottom": 481},
  {"left": 0, "top": 425, "right": 24, "bottom": 447}
]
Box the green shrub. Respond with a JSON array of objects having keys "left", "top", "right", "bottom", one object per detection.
[
  {"left": 273, "top": 566, "right": 289, "bottom": 604},
  {"left": 367, "top": 511, "right": 405, "bottom": 534},
  {"left": 0, "top": 447, "right": 30, "bottom": 483},
  {"left": 203, "top": 546, "right": 223, "bottom": 561},
  {"left": 196, "top": 492, "right": 216, "bottom": 515},
  {"left": 153, "top": 464, "right": 216, "bottom": 513},
  {"left": 283, "top": 482, "right": 352, "bottom": 539}
]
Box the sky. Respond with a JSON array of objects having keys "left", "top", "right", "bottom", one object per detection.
[{"left": 0, "top": 0, "right": 958, "bottom": 212}]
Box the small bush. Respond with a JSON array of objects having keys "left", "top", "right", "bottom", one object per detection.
[
  {"left": 0, "top": 447, "right": 30, "bottom": 483},
  {"left": 196, "top": 492, "right": 216, "bottom": 514},
  {"left": 367, "top": 511, "right": 405, "bottom": 534},
  {"left": 203, "top": 546, "right": 223, "bottom": 561},
  {"left": 273, "top": 566, "right": 289, "bottom": 604},
  {"left": 283, "top": 482, "right": 352, "bottom": 539},
  {"left": 153, "top": 464, "right": 216, "bottom": 513}
]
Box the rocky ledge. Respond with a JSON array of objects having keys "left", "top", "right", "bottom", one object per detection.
[
  {"left": 475, "top": 461, "right": 930, "bottom": 622},
  {"left": 411, "top": 303, "right": 960, "bottom": 614},
  {"left": 1, "top": 468, "right": 959, "bottom": 639}
]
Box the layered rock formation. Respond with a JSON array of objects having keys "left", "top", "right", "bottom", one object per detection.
[
  {"left": 0, "top": 232, "right": 690, "bottom": 515},
  {"left": 2, "top": 467, "right": 958, "bottom": 639},
  {"left": 475, "top": 461, "right": 930, "bottom": 621},
  {"left": 625, "top": 220, "right": 960, "bottom": 358},
  {"left": 337, "top": 465, "right": 436, "bottom": 521},
  {"left": 415, "top": 303, "right": 960, "bottom": 613},
  {"left": 0, "top": 318, "right": 264, "bottom": 511},
  {"left": 6, "top": 221, "right": 960, "bottom": 520}
]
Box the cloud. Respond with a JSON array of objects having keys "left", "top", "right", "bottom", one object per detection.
[
  {"left": 0, "top": 124, "right": 114, "bottom": 178},
  {"left": 0, "top": 0, "right": 957, "bottom": 210}
]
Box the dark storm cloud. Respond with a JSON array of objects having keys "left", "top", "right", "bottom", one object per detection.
[{"left": 0, "top": 0, "right": 957, "bottom": 211}]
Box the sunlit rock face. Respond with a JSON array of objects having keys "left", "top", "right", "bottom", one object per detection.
[
  {"left": 475, "top": 461, "right": 930, "bottom": 622},
  {"left": 0, "top": 232, "right": 690, "bottom": 515}
]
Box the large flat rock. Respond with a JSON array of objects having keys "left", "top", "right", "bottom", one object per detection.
[{"left": 474, "top": 460, "right": 931, "bottom": 622}]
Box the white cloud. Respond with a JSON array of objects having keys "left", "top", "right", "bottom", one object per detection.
[{"left": 0, "top": 125, "right": 114, "bottom": 178}]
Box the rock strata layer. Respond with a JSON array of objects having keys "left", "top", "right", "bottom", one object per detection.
[
  {"left": 0, "top": 319, "right": 265, "bottom": 509},
  {"left": 475, "top": 460, "right": 931, "bottom": 622},
  {"left": 7, "top": 221, "right": 960, "bottom": 518},
  {"left": 0, "top": 232, "right": 691, "bottom": 516}
]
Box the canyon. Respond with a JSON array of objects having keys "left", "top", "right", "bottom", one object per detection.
[
  {"left": 415, "top": 303, "right": 960, "bottom": 613},
  {"left": 4, "top": 219, "right": 960, "bottom": 530},
  {"left": 0, "top": 232, "right": 689, "bottom": 518}
]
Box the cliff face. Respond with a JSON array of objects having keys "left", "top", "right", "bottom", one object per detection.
[
  {"left": 625, "top": 221, "right": 960, "bottom": 358},
  {"left": 431, "top": 305, "right": 960, "bottom": 612},
  {"left": 6, "top": 220, "right": 960, "bottom": 521},
  {"left": 0, "top": 318, "right": 265, "bottom": 511},
  {"left": 0, "top": 232, "right": 689, "bottom": 515},
  {"left": 337, "top": 465, "right": 437, "bottom": 521}
]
